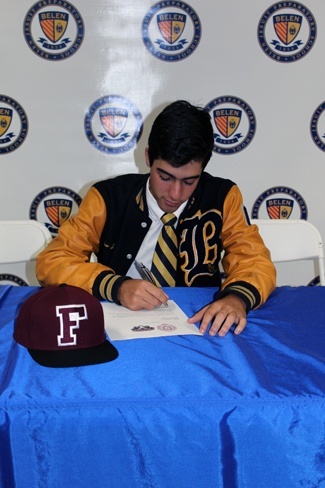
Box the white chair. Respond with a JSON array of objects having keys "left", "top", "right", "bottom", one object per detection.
[
  {"left": 0, "top": 220, "right": 52, "bottom": 264},
  {"left": 251, "top": 219, "right": 325, "bottom": 286}
]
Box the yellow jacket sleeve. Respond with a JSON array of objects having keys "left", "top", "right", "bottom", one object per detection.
[
  {"left": 220, "top": 185, "right": 276, "bottom": 309},
  {"left": 36, "top": 187, "right": 114, "bottom": 295}
]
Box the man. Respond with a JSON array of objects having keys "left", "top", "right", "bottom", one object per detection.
[{"left": 36, "top": 100, "right": 276, "bottom": 336}]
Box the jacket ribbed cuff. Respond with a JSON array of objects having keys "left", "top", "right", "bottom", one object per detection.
[
  {"left": 93, "top": 271, "right": 132, "bottom": 305},
  {"left": 214, "top": 281, "right": 261, "bottom": 312}
]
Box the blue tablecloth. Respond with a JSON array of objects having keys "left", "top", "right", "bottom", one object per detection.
[{"left": 0, "top": 285, "right": 324, "bottom": 488}]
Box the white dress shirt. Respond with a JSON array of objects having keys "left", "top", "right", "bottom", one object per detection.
[{"left": 126, "top": 178, "right": 187, "bottom": 278}]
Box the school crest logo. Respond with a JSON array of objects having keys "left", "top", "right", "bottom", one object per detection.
[
  {"left": 273, "top": 14, "right": 302, "bottom": 45},
  {"left": 266, "top": 198, "right": 294, "bottom": 219},
  {"left": 99, "top": 108, "right": 128, "bottom": 139},
  {"left": 251, "top": 186, "right": 307, "bottom": 220},
  {"left": 214, "top": 111, "right": 241, "bottom": 140},
  {"left": 142, "top": 1, "right": 201, "bottom": 62},
  {"left": 258, "top": 2, "right": 316, "bottom": 63},
  {"left": 85, "top": 96, "right": 143, "bottom": 154},
  {"left": 158, "top": 15, "right": 185, "bottom": 44},
  {"left": 0, "top": 108, "right": 12, "bottom": 138},
  {"left": 310, "top": 101, "right": 325, "bottom": 152},
  {"left": 0, "top": 95, "right": 28, "bottom": 155},
  {"left": 24, "top": 0, "right": 84, "bottom": 61},
  {"left": 30, "top": 186, "right": 82, "bottom": 235},
  {"left": 39, "top": 11, "right": 68, "bottom": 43},
  {"left": 44, "top": 199, "right": 73, "bottom": 228},
  {"left": 205, "top": 97, "right": 256, "bottom": 155}
]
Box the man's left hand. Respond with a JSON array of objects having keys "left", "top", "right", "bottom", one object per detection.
[{"left": 188, "top": 295, "right": 247, "bottom": 336}]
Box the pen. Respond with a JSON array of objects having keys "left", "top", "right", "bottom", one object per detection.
[{"left": 134, "top": 260, "right": 168, "bottom": 307}]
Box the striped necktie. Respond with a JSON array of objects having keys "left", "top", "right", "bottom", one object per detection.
[{"left": 151, "top": 213, "right": 178, "bottom": 287}]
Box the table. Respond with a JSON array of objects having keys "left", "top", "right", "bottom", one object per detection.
[{"left": 0, "top": 285, "right": 324, "bottom": 488}]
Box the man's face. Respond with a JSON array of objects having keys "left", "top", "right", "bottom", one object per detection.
[{"left": 146, "top": 150, "right": 203, "bottom": 213}]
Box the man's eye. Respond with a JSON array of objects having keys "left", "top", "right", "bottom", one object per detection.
[
  {"left": 159, "top": 175, "right": 170, "bottom": 181},
  {"left": 184, "top": 180, "right": 195, "bottom": 186}
]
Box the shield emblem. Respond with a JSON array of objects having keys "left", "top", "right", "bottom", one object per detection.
[
  {"left": 0, "top": 108, "right": 12, "bottom": 137},
  {"left": 39, "top": 12, "right": 69, "bottom": 43},
  {"left": 44, "top": 199, "right": 72, "bottom": 227},
  {"left": 157, "top": 13, "right": 186, "bottom": 44},
  {"left": 213, "top": 109, "right": 242, "bottom": 139},
  {"left": 266, "top": 199, "right": 294, "bottom": 219},
  {"left": 99, "top": 108, "right": 128, "bottom": 138},
  {"left": 273, "top": 14, "right": 302, "bottom": 45}
]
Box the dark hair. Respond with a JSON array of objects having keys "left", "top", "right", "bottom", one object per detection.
[{"left": 147, "top": 100, "right": 214, "bottom": 169}]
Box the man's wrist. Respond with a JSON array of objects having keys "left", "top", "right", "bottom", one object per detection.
[
  {"left": 214, "top": 281, "right": 260, "bottom": 312},
  {"left": 93, "top": 271, "right": 132, "bottom": 304}
]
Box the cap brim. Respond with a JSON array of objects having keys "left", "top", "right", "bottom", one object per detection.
[{"left": 28, "top": 340, "right": 118, "bottom": 368}]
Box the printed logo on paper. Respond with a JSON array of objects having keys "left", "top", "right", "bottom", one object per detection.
[
  {"left": 24, "top": 0, "right": 84, "bottom": 61},
  {"left": 258, "top": 2, "right": 316, "bottom": 63},
  {"left": 142, "top": 1, "right": 201, "bottom": 62},
  {"left": 157, "top": 324, "right": 177, "bottom": 331},
  {"left": 205, "top": 97, "right": 256, "bottom": 155},
  {"left": 85, "top": 95, "right": 143, "bottom": 154},
  {"left": 251, "top": 186, "right": 307, "bottom": 219},
  {"left": 131, "top": 325, "right": 155, "bottom": 332},
  {"left": 0, "top": 274, "right": 28, "bottom": 286},
  {"left": 30, "top": 186, "right": 82, "bottom": 235},
  {"left": 310, "top": 101, "right": 325, "bottom": 152},
  {"left": 0, "top": 95, "right": 28, "bottom": 155}
]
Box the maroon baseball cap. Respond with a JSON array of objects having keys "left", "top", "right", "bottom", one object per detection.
[{"left": 14, "top": 285, "right": 118, "bottom": 367}]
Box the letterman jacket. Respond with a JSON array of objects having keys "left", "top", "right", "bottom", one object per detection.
[{"left": 36, "top": 172, "right": 276, "bottom": 311}]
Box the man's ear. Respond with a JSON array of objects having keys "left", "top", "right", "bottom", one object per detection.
[{"left": 144, "top": 147, "right": 150, "bottom": 168}]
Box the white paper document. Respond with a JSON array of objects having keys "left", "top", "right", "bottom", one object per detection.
[{"left": 101, "top": 300, "right": 202, "bottom": 341}]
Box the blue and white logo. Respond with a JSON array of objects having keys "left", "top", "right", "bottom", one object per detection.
[
  {"left": 142, "top": 1, "right": 201, "bottom": 62},
  {"left": 85, "top": 95, "right": 143, "bottom": 155},
  {"left": 24, "top": 0, "right": 84, "bottom": 61},
  {"left": 0, "top": 95, "right": 28, "bottom": 155},
  {"left": 251, "top": 186, "right": 308, "bottom": 220},
  {"left": 258, "top": 2, "right": 316, "bottom": 63},
  {"left": 30, "top": 186, "right": 82, "bottom": 235},
  {"left": 310, "top": 101, "right": 325, "bottom": 152},
  {"left": 205, "top": 96, "right": 256, "bottom": 155}
]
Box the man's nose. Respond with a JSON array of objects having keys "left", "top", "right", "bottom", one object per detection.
[{"left": 169, "top": 180, "right": 182, "bottom": 200}]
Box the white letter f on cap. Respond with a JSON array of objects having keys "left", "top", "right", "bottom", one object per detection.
[{"left": 56, "top": 304, "right": 87, "bottom": 347}]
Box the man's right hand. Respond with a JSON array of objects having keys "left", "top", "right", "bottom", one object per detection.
[{"left": 117, "top": 279, "right": 169, "bottom": 310}]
